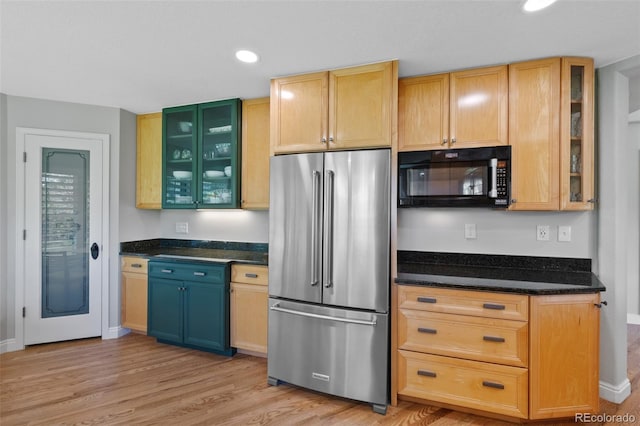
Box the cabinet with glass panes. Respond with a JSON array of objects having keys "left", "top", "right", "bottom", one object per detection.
[
  {"left": 162, "top": 99, "right": 241, "bottom": 209},
  {"left": 561, "top": 58, "right": 594, "bottom": 210}
]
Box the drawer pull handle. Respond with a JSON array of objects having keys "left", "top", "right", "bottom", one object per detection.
[
  {"left": 131, "top": 263, "right": 143, "bottom": 268},
  {"left": 417, "top": 297, "right": 437, "bottom": 304},
  {"left": 482, "top": 381, "right": 505, "bottom": 390},
  {"left": 483, "top": 336, "right": 505, "bottom": 343},
  {"left": 418, "top": 327, "right": 437, "bottom": 334},
  {"left": 245, "top": 273, "right": 259, "bottom": 278},
  {"left": 417, "top": 370, "right": 437, "bottom": 378},
  {"left": 193, "top": 272, "right": 206, "bottom": 277},
  {"left": 161, "top": 269, "right": 173, "bottom": 274},
  {"left": 483, "top": 303, "right": 506, "bottom": 310}
]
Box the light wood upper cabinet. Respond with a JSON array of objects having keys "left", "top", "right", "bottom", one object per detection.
[
  {"left": 136, "top": 113, "right": 162, "bottom": 209},
  {"left": 529, "top": 293, "right": 600, "bottom": 419},
  {"left": 398, "top": 65, "right": 508, "bottom": 151},
  {"left": 560, "top": 57, "right": 595, "bottom": 211},
  {"left": 509, "top": 57, "right": 594, "bottom": 211},
  {"left": 509, "top": 58, "right": 561, "bottom": 210},
  {"left": 241, "top": 97, "right": 270, "bottom": 210},
  {"left": 271, "top": 61, "right": 397, "bottom": 154}
]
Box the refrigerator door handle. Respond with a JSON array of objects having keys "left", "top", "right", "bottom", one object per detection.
[
  {"left": 270, "top": 303, "right": 377, "bottom": 326},
  {"left": 324, "top": 170, "right": 334, "bottom": 288},
  {"left": 310, "top": 170, "right": 321, "bottom": 287}
]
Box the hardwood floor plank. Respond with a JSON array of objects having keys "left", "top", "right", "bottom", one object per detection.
[{"left": 1, "top": 326, "right": 638, "bottom": 425}]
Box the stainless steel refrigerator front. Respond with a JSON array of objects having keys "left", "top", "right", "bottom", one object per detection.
[{"left": 268, "top": 149, "right": 390, "bottom": 414}]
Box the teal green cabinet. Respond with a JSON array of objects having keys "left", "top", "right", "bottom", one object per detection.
[
  {"left": 162, "top": 98, "right": 241, "bottom": 209},
  {"left": 147, "top": 259, "right": 234, "bottom": 356}
]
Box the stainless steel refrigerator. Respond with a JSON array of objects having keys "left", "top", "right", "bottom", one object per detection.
[{"left": 267, "top": 149, "right": 390, "bottom": 414}]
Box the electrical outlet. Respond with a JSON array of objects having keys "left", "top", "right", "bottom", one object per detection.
[
  {"left": 464, "top": 223, "right": 477, "bottom": 239},
  {"left": 536, "top": 225, "right": 550, "bottom": 241},
  {"left": 558, "top": 226, "right": 572, "bottom": 242},
  {"left": 175, "top": 222, "right": 189, "bottom": 234}
]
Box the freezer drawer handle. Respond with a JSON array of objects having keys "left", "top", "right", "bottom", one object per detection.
[
  {"left": 483, "top": 303, "right": 506, "bottom": 310},
  {"left": 482, "top": 380, "right": 505, "bottom": 390},
  {"left": 270, "top": 304, "right": 377, "bottom": 326},
  {"left": 418, "top": 327, "right": 437, "bottom": 334},
  {"left": 417, "top": 297, "right": 437, "bottom": 304},
  {"left": 417, "top": 370, "right": 437, "bottom": 378}
]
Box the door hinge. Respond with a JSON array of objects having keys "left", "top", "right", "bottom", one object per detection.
[
  {"left": 22, "top": 307, "right": 26, "bottom": 318},
  {"left": 23, "top": 152, "right": 27, "bottom": 162},
  {"left": 23, "top": 229, "right": 27, "bottom": 240}
]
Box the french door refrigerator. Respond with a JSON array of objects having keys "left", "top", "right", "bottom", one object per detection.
[{"left": 267, "top": 149, "right": 390, "bottom": 414}]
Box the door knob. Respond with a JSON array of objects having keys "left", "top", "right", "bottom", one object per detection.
[{"left": 90, "top": 243, "right": 100, "bottom": 260}]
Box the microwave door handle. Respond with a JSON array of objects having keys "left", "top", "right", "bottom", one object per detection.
[{"left": 488, "top": 158, "right": 498, "bottom": 198}]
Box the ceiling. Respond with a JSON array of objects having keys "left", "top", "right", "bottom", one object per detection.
[{"left": 1, "top": 0, "right": 639, "bottom": 114}]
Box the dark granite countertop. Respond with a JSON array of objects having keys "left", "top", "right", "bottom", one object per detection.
[
  {"left": 396, "top": 251, "right": 605, "bottom": 295},
  {"left": 120, "top": 239, "right": 268, "bottom": 265}
]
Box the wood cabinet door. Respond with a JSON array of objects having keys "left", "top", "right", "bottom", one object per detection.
[
  {"left": 230, "top": 282, "right": 268, "bottom": 355},
  {"left": 329, "top": 61, "right": 397, "bottom": 150},
  {"left": 449, "top": 65, "right": 508, "bottom": 148},
  {"left": 509, "top": 58, "right": 561, "bottom": 211},
  {"left": 270, "top": 71, "right": 328, "bottom": 154},
  {"left": 136, "top": 113, "right": 162, "bottom": 209},
  {"left": 560, "top": 57, "right": 595, "bottom": 211},
  {"left": 241, "top": 98, "right": 270, "bottom": 210},
  {"left": 121, "top": 271, "right": 148, "bottom": 333},
  {"left": 398, "top": 74, "right": 449, "bottom": 151},
  {"left": 529, "top": 293, "right": 600, "bottom": 419}
]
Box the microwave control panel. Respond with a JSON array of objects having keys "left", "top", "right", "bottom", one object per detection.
[{"left": 494, "top": 160, "right": 509, "bottom": 206}]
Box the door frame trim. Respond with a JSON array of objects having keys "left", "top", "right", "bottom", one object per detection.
[{"left": 14, "top": 127, "right": 110, "bottom": 350}]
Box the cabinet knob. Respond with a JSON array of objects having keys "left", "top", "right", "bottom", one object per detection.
[
  {"left": 451, "top": 138, "right": 456, "bottom": 145},
  {"left": 321, "top": 137, "right": 327, "bottom": 144},
  {"left": 588, "top": 198, "right": 597, "bottom": 203},
  {"left": 441, "top": 138, "right": 448, "bottom": 145},
  {"left": 511, "top": 199, "right": 517, "bottom": 204},
  {"left": 329, "top": 137, "right": 334, "bottom": 143},
  {"left": 594, "top": 301, "right": 608, "bottom": 309}
]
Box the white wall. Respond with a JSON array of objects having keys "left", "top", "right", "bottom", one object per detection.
[
  {"left": 0, "top": 94, "right": 8, "bottom": 344},
  {"left": 627, "top": 111, "right": 640, "bottom": 318},
  {"left": 398, "top": 209, "right": 595, "bottom": 258},
  {"left": 596, "top": 54, "right": 640, "bottom": 403}
]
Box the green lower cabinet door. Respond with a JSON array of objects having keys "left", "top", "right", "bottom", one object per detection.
[
  {"left": 148, "top": 277, "right": 183, "bottom": 343},
  {"left": 183, "top": 281, "right": 227, "bottom": 351}
]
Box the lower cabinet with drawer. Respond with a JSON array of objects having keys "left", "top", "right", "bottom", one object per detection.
[
  {"left": 395, "top": 285, "right": 600, "bottom": 421},
  {"left": 121, "top": 256, "right": 149, "bottom": 333},
  {"left": 230, "top": 263, "right": 268, "bottom": 356},
  {"left": 147, "top": 259, "right": 234, "bottom": 356}
]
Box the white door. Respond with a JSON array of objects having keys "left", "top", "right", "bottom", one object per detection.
[{"left": 23, "top": 132, "right": 104, "bottom": 345}]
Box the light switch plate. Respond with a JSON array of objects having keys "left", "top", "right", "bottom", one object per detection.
[
  {"left": 465, "top": 223, "right": 477, "bottom": 239},
  {"left": 558, "top": 226, "right": 572, "bottom": 242},
  {"left": 175, "top": 222, "right": 189, "bottom": 234}
]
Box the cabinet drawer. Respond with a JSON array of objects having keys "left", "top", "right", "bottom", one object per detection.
[
  {"left": 148, "top": 260, "right": 226, "bottom": 284},
  {"left": 398, "top": 350, "right": 528, "bottom": 419},
  {"left": 398, "top": 286, "right": 528, "bottom": 321},
  {"left": 231, "top": 264, "right": 268, "bottom": 286},
  {"left": 398, "top": 309, "right": 528, "bottom": 367},
  {"left": 121, "top": 256, "right": 148, "bottom": 273}
]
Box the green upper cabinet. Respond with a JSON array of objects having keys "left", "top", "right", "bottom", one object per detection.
[{"left": 162, "top": 98, "right": 242, "bottom": 209}]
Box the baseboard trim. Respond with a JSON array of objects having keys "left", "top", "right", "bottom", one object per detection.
[
  {"left": 103, "top": 326, "right": 130, "bottom": 340},
  {"left": 599, "top": 378, "right": 632, "bottom": 403},
  {"left": 0, "top": 338, "right": 22, "bottom": 354},
  {"left": 627, "top": 313, "right": 640, "bottom": 325}
]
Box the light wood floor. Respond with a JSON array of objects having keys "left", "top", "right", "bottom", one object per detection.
[{"left": 1, "top": 325, "right": 638, "bottom": 425}]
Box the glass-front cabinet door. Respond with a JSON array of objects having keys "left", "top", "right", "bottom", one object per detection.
[
  {"left": 199, "top": 99, "right": 241, "bottom": 208},
  {"left": 163, "top": 105, "right": 197, "bottom": 208},
  {"left": 560, "top": 58, "right": 594, "bottom": 210},
  {"left": 162, "top": 99, "right": 241, "bottom": 209}
]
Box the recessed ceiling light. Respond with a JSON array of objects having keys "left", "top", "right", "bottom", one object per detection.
[
  {"left": 235, "top": 50, "right": 259, "bottom": 63},
  {"left": 523, "top": 0, "right": 557, "bottom": 12}
]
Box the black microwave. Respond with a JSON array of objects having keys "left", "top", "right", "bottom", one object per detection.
[{"left": 398, "top": 146, "right": 511, "bottom": 208}]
